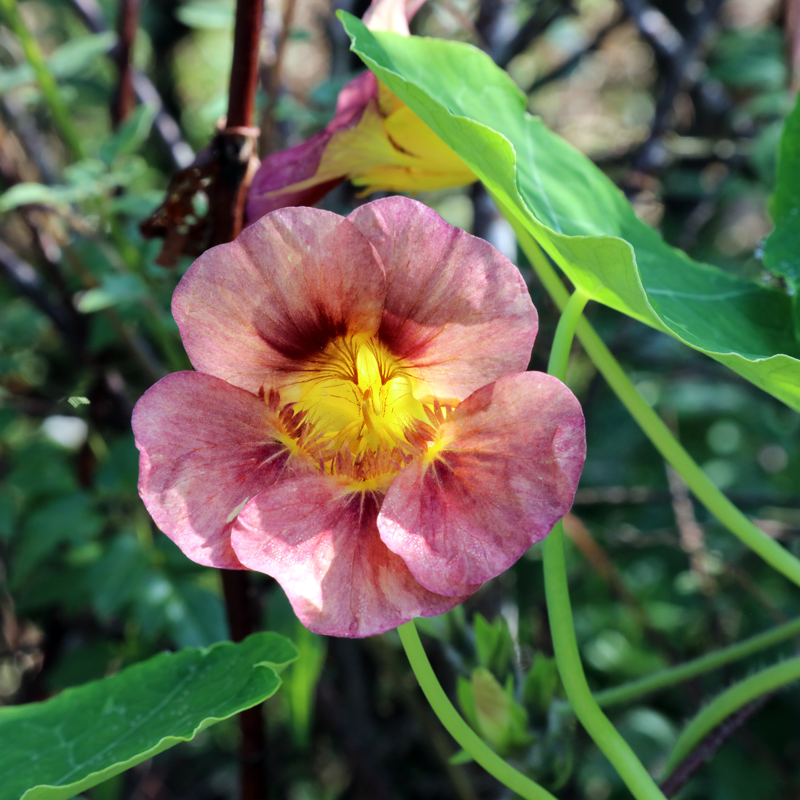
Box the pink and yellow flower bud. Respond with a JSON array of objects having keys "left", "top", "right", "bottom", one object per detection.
[{"left": 246, "top": 0, "right": 475, "bottom": 222}]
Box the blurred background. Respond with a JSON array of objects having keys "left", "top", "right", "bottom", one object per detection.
[{"left": 1, "top": 0, "right": 799, "bottom": 798}]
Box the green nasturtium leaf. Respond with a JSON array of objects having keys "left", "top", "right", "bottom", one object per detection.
[
  {"left": 764, "top": 91, "right": 800, "bottom": 339},
  {"left": 0, "top": 632, "right": 297, "bottom": 800},
  {"left": 340, "top": 15, "right": 800, "bottom": 412}
]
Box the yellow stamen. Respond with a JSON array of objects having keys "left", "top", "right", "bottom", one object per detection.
[{"left": 271, "top": 335, "right": 455, "bottom": 492}]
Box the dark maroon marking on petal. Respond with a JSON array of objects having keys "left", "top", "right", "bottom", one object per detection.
[
  {"left": 348, "top": 197, "right": 537, "bottom": 401},
  {"left": 172, "top": 207, "right": 386, "bottom": 395}
]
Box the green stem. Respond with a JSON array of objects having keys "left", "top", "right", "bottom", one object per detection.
[
  {"left": 544, "top": 291, "right": 666, "bottom": 800},
  {"left": 0, "top": 0, "right": 84, "bottom": 160},
  {"left": 595, "top": 617, "right": 800, "bottom": 708},
  {"left": 398, "top": 621, "right": 558, "bottom": 800},
  {"left": 547, "top": 288, "right": 588, "bottom": 381},
  {"left": 663, "top": 653, "right": 800, "bottom": 776},
  {"left": 543, "top": 524, "right": 666, "bottom": 800},
  {"left": 505, "top": 214, "right": 800, "bottom": 590}
]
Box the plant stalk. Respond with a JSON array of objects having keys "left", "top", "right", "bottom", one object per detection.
[
  {"left": 595, "top": 616, "right": 800, "bottom": 708},
  {"left": 504, "top": 210, "right": 800, "bottom": 591},
  {"left": 663, "top": 654, "right": 800, "bottom": 777},
  {"left": 545, "top": 292, "right": 668, "bottom": 800},
  {"left": 398, "top": 621, "right": 558, "bottom": 800}
]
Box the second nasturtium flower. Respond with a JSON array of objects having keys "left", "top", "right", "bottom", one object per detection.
[
  {"left": 246, "top": 1, "right": 475, "bottom": 222},
  {"left": 133, "top": 197, "right": 585, "bottom": 637}
]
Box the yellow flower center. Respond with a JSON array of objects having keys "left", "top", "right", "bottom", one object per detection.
[{"left": 271, "top": 335, "right": 453, "bottom": 493}]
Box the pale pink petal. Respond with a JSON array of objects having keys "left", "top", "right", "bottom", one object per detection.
[
  {"left": 231, "top": 476, "right": 472, "bottom": 637},
  {"left": 378, "top": 372, "right": 585, "bottom": 596},
  {"left": 133, "top": 372, "right": 297, "bottom": 568},
  {"left": 173, "top": 207, "right": 386, "bottom": 394},
  {"left": 348, "top": 196, "right": 537, "bottom": 401},
  {"left": 246, "top": 73, "right": 378, "bottom": 223},
  {"left": 334, "top": 71, "right": 379, "bottom": 117},
  {"left": 362, "top": 0, "right": 427, "bottom": 33}
]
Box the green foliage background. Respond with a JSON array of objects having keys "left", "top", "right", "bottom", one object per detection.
[{"left": 1, "top": 0, "right": 799, "bottom": 799}]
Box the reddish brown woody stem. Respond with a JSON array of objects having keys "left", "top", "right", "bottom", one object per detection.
[
  {"left": 112, "top": 0, "right": 140, "bottom": 126},
  {"left": 216, "top": 2, "right": 268, "bottom": 799},
  {"left": 221, "top": 570, "right": 268, "bottom": 800},
  {"left": 210, "top": 0, "right": 265, "bottom": 244}
]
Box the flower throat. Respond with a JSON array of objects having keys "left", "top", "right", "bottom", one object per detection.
[{"left": 267, "top": 335, "right": 450, "bottom": 492}]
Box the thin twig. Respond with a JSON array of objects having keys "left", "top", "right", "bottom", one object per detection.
[
  {"left": 66, "top": 0, "right": 194, "bottom": 169},
  {"left": 563, "top": 512, "right": 679, "bottom": 661},
  {"left": 666, "top": 464, "right": 715, "bottom": 593},
  {"left": 439, "top": 0, "right": 486, "bottom": 50},
  {"left": 221, "top": 573, "right": 267, "bottom": 800},
  {"left": 616, "top": 0, "right": 682, "bottom": 60},
  {"left": 621, "top": 0, "right": 726, "bottom": 174},
  {"left": 527, "top": 15, "right": 621, "bottom": 94},
  {"left": 0, "top": 96, "right": 60, "bottom": 184},
  {"left": 495, "top": 0, "right": 575, "bottom": 69},
  {"left": 660, "top": 697, "right": 771, "bottom": 797},
  {"left": 0, "top": 240, "right": 76, "bottom": 343},
  {"left": 112, "top": 0, "right": 141, "bottom": 126},
  {"left": 259, "top": 0, "right": 298, "bottom": 156}
]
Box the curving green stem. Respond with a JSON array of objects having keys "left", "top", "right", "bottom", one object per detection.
[
  {"left": 0, "top": 0, "right": 84, "bottom": 159},
  {"left": 397, "top": 621, "right": 558, "bottom": 800},
  {"left": 505, "top": 215, "right": 800, "bottom": 590},
  {"left": 595, "top": 616, "right": 800, "bottom": 708},
  {"left": 545, "top": 292, "right": 668, "bottom": 800},
  {"left": 663, "top": 653, "right": 800, "bottom": 776}
]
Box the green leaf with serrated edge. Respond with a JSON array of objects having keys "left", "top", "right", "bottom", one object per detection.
[
  {"left": 339, "top": 14, "right": 800, "bottom": 412},
  {"left": 0, "top": 632, "right": 297, "bottom": 800},
  {"left": 764, "top": 91, "right": 800, "bottom": 339}
]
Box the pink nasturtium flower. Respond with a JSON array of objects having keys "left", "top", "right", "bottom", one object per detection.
[
  {"left": 133, "top": 197, "right": 585, "bottom": 637},
  {"left": 246, "top": 0, "right": 475, "bottom": 222}
]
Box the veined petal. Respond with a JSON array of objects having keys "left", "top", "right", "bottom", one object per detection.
[
  {"left": 231, "top": 476, "right": 471, "bottom": 637},
  {"left": 348, "top": 197, "right": 537, "bottom": 401},
  {"left": 378, "top": 373, "right": 585, "bottom": 596},
  {"left": 133, "top": 372, "right": 297, "bottom": 569},
  {"left": 173, "top": 207, "right": 386, "bottom": 395}
]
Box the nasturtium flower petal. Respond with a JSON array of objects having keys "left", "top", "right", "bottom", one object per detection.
[
  {"left": 231, "top": 475, "right": 472, "bottom": 637},
  {"left": 361, "top": 0, "right": 426, "bottom": 35},
  {"left": 377, "top": 373, "right": 586, "bottom": 597},
  {"left": 133, "top": 371, "right": 295, "bottom": 568},
  {"left": 348, "top": 196, "right": 537, "bottom": 400},
  {"left": 173, "top": 207, "right": 386, "bottom": 396}
]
